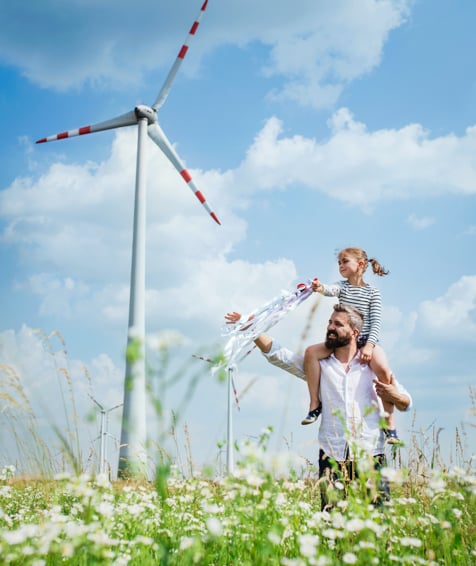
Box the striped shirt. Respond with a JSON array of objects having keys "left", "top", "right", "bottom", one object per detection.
[{"left": 321, "top": 281, "right": 382, "bottom": 345}]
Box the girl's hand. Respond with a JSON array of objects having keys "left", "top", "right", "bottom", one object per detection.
[
  {"left": 311, "top": 278, "right": 323, "bottom": 293},
  {"left": 360, "top": 343, "right": 374, "bottom": 364},
  {"left": 225, "top": 311, "right": 242, "bottom": 324},
  {"left": 225, "top": 311, "right": 255, "bottom": 330}
]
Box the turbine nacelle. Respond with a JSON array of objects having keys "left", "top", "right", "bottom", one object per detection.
[{"left": 134, "top": 105, "right": 157, "bottom": 125}]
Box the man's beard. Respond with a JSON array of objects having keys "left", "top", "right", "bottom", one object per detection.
[{"left": 325, "top": 331, "right": 352, "bottom": 349}]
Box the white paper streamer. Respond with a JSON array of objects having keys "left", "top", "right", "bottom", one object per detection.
[{"left": 220, "top": 280, "right": 314, "bottom": 368}]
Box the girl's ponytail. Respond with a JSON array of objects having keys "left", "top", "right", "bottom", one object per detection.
[{"left": 368, "top": 257, "right": 389, "bottom": 277}]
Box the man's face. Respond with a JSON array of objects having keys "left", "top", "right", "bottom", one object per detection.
[{"left": 325, "top": 311, "right": 355, "bottom": 349}]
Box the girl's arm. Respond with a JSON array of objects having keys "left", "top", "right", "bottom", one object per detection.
[{"left": 319, "top": 281, "right": 343, "bottom": 298}]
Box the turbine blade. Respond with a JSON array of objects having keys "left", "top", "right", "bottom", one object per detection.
[
  {"left": 148, "top": 122, "right": 220, "bottom": 225},
  {"left": 152, "top": 0, "right": 209, "bottom": 111},
  {"left": 36, "top": 110, "right": 138, "bottom": 144}
]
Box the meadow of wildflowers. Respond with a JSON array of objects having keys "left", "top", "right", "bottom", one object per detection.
[
  {"left": 0, "top": 438, "right": 475, "bottom": 565},
  {"left": 0, "top": 339, "right": 475, "bottom": 564}
]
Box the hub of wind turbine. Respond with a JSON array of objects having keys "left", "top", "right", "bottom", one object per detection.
[{"left": 134, "top": 105, "right": 158, "bottom": 125}]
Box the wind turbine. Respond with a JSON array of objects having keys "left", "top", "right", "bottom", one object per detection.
[
  {"left": 90, "top": 396, "right": 123, "bottom": 477},
  {"left": 36, "top": 0, "right": 220, "bottom": 477}
]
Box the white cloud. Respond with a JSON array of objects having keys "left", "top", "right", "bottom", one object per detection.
[
  {"left": 0, "top": 0, "right": 411, "bottom": 108},
  {"left": 407, "top": 213, "right": 435, "bottom": 230},
  {"left": 147, "top": 257, "right": 299, "bottom": 322},
  {"left": 0, "top": 1, "right": 209, "bottom": 91},
  {"left": 0, "top": 129, "right": 234, "bottom": 282},
  {"left": 417, "top": 275, "right": 476, "bottom": 341},
  {"left": 27, "top": 274, "right": 90, "bottom": 318},
  {"left": 379, "top": 279, "right": 476, "bottom": 370},
  {"left": 237, "top": 110, "right": 476, "bottom": 205},
  {"left": 0, "top": 326, "right": 122, "bottom": 410},
  {"left": 260, "top": 0, "right": 410, "bottom": 108},
  {"left": 2, "top": 111, "right": 476, "bottom": 336}
]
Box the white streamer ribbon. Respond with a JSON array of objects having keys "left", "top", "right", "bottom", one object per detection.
[{"left": 220, "top": 280, "right": 314, "bottom": 369}]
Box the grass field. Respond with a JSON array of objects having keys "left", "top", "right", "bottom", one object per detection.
[
  {"left": 0, "top": 429, "right": 475, "bottom": 565},
  {"left": 1, "top": 341, "right": 475, "bottom": 564}
]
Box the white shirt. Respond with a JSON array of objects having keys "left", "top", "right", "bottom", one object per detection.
[{"left": 262, "top": 341, "right": 412, "bottom": 461}]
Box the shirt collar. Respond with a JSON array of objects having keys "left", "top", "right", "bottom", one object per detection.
[{"left": 329, "top": 350, "right": 362, "bottom": 365}]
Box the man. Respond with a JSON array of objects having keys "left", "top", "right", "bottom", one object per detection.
[{"left": 232, "top": 303, "right": 412, "bottom": 508}]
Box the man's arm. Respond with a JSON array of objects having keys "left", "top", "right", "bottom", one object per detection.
[
  {"left": 254, "top": 333, "right": 273, "bottom": 354},
  {"left": 225, "top": 314, "right": 305, "bottom": 380},
  {"left": 373, "top": 376, "right": 411, "bottom": 412},
  {"left": 255, "top": 334, "right": 306, "bottom": 381}
]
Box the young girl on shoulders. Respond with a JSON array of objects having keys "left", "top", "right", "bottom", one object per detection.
[{"left": 303, "top": 246, "right": 400, "bottom": 444}]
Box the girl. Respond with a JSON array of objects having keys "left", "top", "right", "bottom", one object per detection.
[{"left": 303, "top": 246, "right": 400, "bottom": 444}]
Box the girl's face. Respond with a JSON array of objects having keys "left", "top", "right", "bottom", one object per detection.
[{"left": 338, "top": 253, "right": 362, "bottom": 278}]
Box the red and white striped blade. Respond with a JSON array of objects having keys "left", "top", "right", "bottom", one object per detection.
[
  {"left": 35, "top": 110, "right": 138, "bottom": 144},
  {"left": 152, "top": 0, "right": 209, "bottom": 111},
  {"left": 147, "top": 122, "right": 220, "bottom": 225}
]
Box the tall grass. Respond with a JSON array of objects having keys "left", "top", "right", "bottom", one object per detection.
[
  {"left": 0, "top": 329, "right": 88, "bottom": 478},
  {"left": 0, "top": 331, "right": 475, "bottom": 564},
  {"left": 0, "top": 432, "right": 474, "bottom": 565}
]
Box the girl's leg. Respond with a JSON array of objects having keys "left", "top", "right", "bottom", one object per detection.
[
  {"left": 369, "top": 345, "right": 395, "bottom": 431},
  {"left": 302, "top": 342, "right": 331, "bottom": 424}
]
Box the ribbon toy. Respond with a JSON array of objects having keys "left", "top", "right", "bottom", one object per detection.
[{"left": 220, "top": 280, "right": 314, "bottom": 369}]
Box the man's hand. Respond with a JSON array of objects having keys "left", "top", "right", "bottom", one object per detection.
[
  {"left": 224, "top": 311, "right": 272, "bottom": 352},
  {"left": 225, "top": 311, "right": 242, "bottom": 324},
  {"left": 225, "top": 311, "right": 256, "bottom": 331},
  {"left": 373, "top": 375, "right": 410, "bottom": 412}
]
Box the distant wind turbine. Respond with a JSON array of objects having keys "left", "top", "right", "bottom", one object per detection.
[
  {"left": 36, "top": 0, "right": 220, "bottom": 477},
  {"left": 90, "top": 396, "right": 123, "bottom": 477}
]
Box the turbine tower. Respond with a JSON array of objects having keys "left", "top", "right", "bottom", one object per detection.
[{"left": 35, "top": 0, "right": 220, "bottom": 477}]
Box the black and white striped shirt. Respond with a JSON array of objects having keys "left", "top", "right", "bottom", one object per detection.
[{"left": 321, "top": 281, "right": 382, "bottom": 345}]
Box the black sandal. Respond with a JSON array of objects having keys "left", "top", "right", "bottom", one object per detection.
[
  {"left": 384, "top": 429, "right": 404, "bottom": 445},
  {"left": 301, "top": 405, "right": 322, "bottom": 425}
]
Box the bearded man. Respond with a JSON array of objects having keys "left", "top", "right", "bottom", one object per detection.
[{"left": 246, "top": 302, "right": 412, "bottom": 508}]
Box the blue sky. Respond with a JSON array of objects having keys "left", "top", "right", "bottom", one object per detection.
[{"left": 1, "top": 0, "right": 475, "bottom": 476}]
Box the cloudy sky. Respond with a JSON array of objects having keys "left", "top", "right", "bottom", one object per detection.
[{"left": 1, "top": 0, "right": 475, "bottom": 476}]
